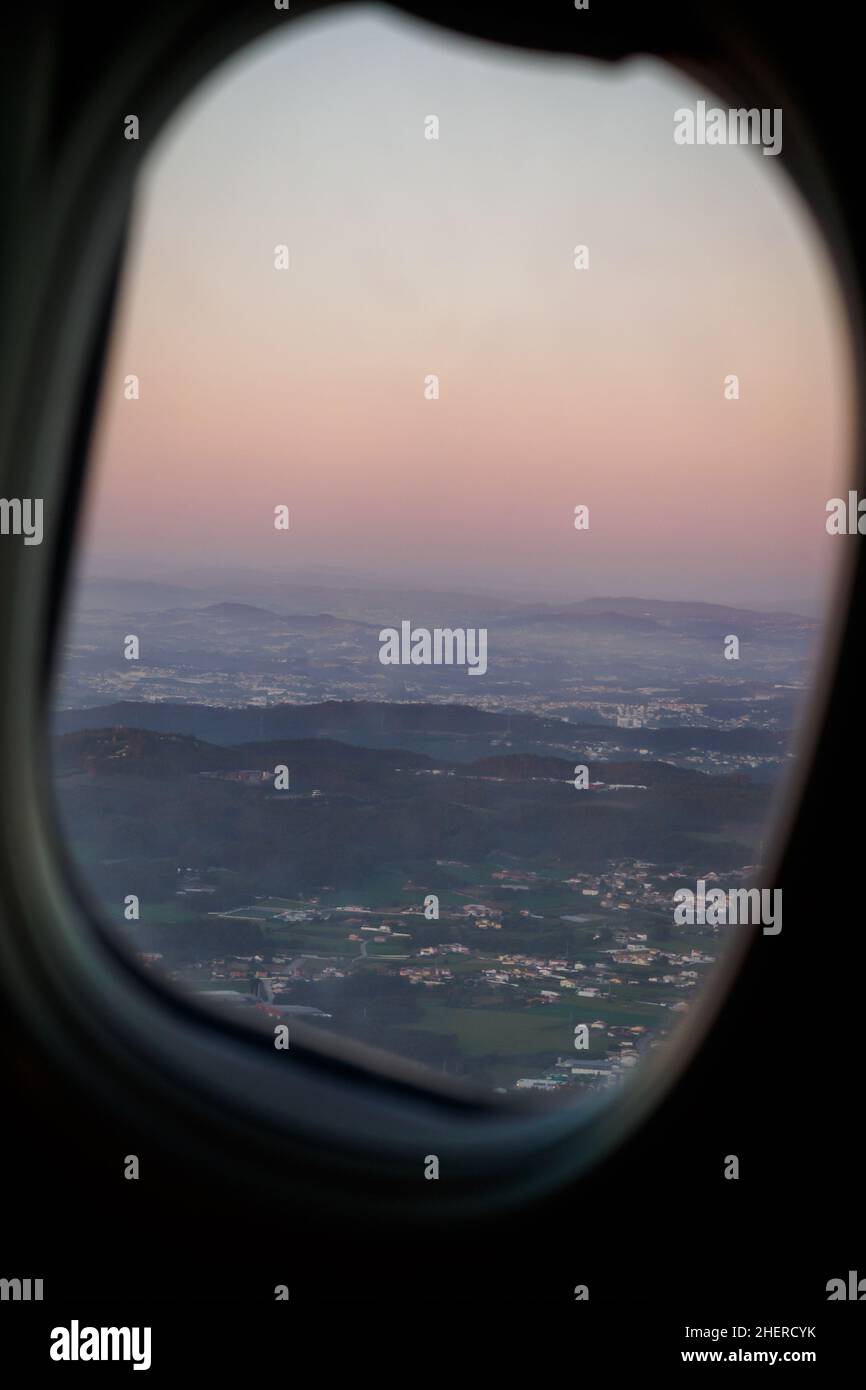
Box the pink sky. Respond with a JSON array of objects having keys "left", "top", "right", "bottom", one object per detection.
[{"left": 78, "top": 5, "right": 854, "bottom": 608}]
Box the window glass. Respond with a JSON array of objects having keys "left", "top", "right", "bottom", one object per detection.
[{"left": 50, "top": 7, "right": 853, "bottom": 1100}]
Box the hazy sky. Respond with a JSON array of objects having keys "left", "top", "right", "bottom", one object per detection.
[{"left": 78, "top": 2, "right": 854, "bottom": 610}]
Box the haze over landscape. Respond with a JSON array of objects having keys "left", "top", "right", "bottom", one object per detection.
[{"left": 50, "top": 569, "right": 830, "bottom": 1095}]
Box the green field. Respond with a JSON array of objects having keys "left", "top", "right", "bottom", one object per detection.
[
  {"left": 408, "top": 994, "right": 667, "bottom": 1055},
  {"left": 133, "top": 901, "right": 203, "bottom": 927}
]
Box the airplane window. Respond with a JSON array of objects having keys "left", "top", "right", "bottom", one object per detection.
[{"left": 48, "top": 5, "right": 853, "bottom": 1104}]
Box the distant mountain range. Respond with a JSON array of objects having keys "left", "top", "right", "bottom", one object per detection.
[
  {"left": 71, "top": 579, "right": 818, "bottom": 629},
  {"left": 494, "top": 597, "right": 815, "bottom": 639},
  {"left": 52, "top": 699, "right": 790, "bottom": 758},
  {"left": 53, "top": 725, "right": 768, "bottom": 885},
  {"left": 53, "top": 726, "right": 730, "bottom": 792}
]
